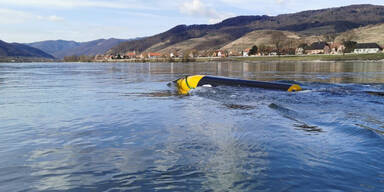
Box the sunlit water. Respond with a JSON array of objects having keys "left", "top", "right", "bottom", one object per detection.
[{"left": 0, "top": 61, "right": 384, "bottom": 192}]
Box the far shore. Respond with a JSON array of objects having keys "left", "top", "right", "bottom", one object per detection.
[
  {"left": 94, "top": 53, "right": 384, "bottom": 63},
  {"left": 3, "top": 53, "right": 384, "bottom": 63}
]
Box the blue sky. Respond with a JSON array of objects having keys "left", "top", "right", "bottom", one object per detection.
[{"left": 0, "top": 0, "right": 383, "bottom": 43}]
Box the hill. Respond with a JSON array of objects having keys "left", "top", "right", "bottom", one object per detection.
[
  {"left": 0, "top": 40, "right": 54, "bottom": 59},
  {"left": 109, "top": 4, "right": 384, "bottom": 54},
  {"left": 27, "top": 40, "right": 80, "bottom": 58},
  {"left": 28, "top": 38, "right": 128, "bottom": 59},
  {"left": 336, "top": 23, "right": 384, "bottom": 45},
  {"left": 221, "top": 30, "right": 323, "bottom": 51}
]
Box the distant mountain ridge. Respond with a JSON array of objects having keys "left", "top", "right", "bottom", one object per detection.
[
  {"left": 109, "top": 4, "right": 384, "bottom": 54},
  {"left": 0, "top": 40, "right": 54, "bottom": 59},
  {"left": 28, "top": 38, "right": 129, "bottom": 59}
]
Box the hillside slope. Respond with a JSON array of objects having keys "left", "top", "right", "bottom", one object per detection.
[
  {"left": 0, "top": 40, "right": 54, "bottom": 59},
  {"left": 28, "top": 38, "right": 128, "bottom": 58},
  {"left": 336, "top": 23, "right": 384, "bottom": 45},
  {"left": 110, "top": 4, "right": 384, "bottom": 54},
  {"left": 27, "top": 40, "right": 79, "bottom": 57}
]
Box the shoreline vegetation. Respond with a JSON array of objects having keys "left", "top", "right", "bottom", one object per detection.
[
  {"left": 89, "top": 53, "right": 384, "bottom": 63},
  {"left": 3, "top": 53, "right": 384, "bottom": 63}
]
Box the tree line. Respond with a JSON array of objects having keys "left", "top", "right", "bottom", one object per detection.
[{"left": 63, "top": 55, "right": 94, "bottom": 62}]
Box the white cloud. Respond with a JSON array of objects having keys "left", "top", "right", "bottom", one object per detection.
[
  {"left": 47, "top": 15, "right": 65, "bottom": 22},
  {"left": 0, "top": 8, "right": 30, "bottom": 24},
  {"left": 0, "top": 8, "right": 64, "bottom": 24},
  {"left": 179, "top": 0, "right": 234, "bottom": 23}
]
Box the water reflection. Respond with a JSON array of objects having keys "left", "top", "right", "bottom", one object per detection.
[
  {"left": 110, "top": 61, "right": 384, "bottom": 84},
  {"left": 177, "top": 100, "right": 269, "bottom": 191}
]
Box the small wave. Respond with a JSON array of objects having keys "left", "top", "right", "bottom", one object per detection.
[
  {"left": 222, "top": 103, "right": 256, "bottom": 110},
  {"left": 268, "top": 103, "right": 323, "bottom": 134},
  {"left": 121, "top": 90, "right": 179, "bottom": 98},
  {"left": 365, "top": 91, "right": 384, "bottom": 97},
  {"left": 356, "top": 124, "right": 384, "bottom": 135}
]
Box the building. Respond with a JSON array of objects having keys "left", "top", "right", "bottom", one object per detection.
[
  {"left": 242, "top": 48, "right": 250, "bottom": 57},
  {"left": 213, "top": 50, "right": 227, "bottom": 57},
  {"left": 125, "top": 51, "right": 136, "bottom": 59},
  {"left": 354, "top": 43, "right": 382, "bottom": 54},
  {"left": 228, "top": 50, "right": 241, "bottom": 57},
  {"left": 330, "top": 43, "right": 345, "bottom": 55},
  {"left": 295, "top": 47, "right": 305, "bottom": 55},
  {"left": 306, "top": 42, "right": 330, "bottom": 55},
  {"left": 148, "top": 52, "right": 162, "bottom": 58}
]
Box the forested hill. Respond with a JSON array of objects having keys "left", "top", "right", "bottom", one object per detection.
[
  {"left": 0, "top": 40, "right": 54, "bottom": 59},
  {"left": 28, "top": 38, "right": 128, "bottom": 59}
]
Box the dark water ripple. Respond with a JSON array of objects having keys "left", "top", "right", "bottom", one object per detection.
[{"left": 0, "top": 62, "right": 384, "bottom": 191}]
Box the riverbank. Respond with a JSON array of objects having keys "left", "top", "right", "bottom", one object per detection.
[
  {"left": 232, "top": 53, "right": 384, "bottom": 62},
  {"left": 95, "top": 53, "right": 384, "bottom": 63},
  {"left": 0, "top": 57, "right": 54, "bottom": 63},
  {"left": 3, "top": 53, "right": 384, "bottom": 63}
]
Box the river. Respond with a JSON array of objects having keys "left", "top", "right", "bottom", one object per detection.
[{"left": 0, "top": 61, "right": 383, "bottom": 191}]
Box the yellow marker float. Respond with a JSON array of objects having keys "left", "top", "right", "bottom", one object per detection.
[{"left": 174, "top": 75, "right": 302, "bottom": 95}]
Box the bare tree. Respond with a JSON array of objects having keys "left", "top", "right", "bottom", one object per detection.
[
  {"left": 271, "top": 31, "right": 285, "bottom": 55},
  {"left": 339, "top": 31, "right": 358, "bottom": 55},
  {"left": 325, "top": 32, "right": 338, "bottom": 44},
  {"left": 341, "top": 31, "right": 357, "bottom": 43}
]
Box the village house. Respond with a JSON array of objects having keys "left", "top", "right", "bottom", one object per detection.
[
  {"left": 105, "top": 55, "right": 114, "bottom": 60},
  {"left": 139, "top": 53, "right": 147, "bottom": 59},
  {"left": 188, "top": 52, "right": 195, "bottom": 58},
  {"left": 213, "top": 50, "right": 227, "bottom": 57},
  {"left": 330, "top": 43, "right": 345, "bottom": 55},
  {"left": 242, "top": 48, "right": 250, "bottom": 57},
  {"left": 148, "top": 52, "right": 162, "bottom": 59},
  {"left": 295, "top": 47, "right": 305, "bottom": 55},
  {"left": 354, "top": 43, "right": 383, "bottom": 54},
  {"left": 228, "top": 50, "right": 241, "bottom": 57},
  {"left": 124, "top": 51, "right": 136, "bottom": 59},
  {"left": 217, "top": 51, "right": 223, "bottom": 57},
  {"left": 306, "top": 42, "right": 330, "bottom": 55},
  {"left": 111, "top": 54, "right": 123, "bottom": 59},
  {"left": 269, "top": 51, "right": 278, "bottom": 56}
]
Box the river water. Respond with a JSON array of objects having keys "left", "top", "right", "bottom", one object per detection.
[{"left": 0, "top": 61, "right": 383, "bottom": 192}]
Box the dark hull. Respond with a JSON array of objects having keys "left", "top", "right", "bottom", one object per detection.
[{"left": 197, "top": 76, "right": 294, "bottom": 91}]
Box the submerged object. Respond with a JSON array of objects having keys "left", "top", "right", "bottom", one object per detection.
[
  {"left": 174, "top": 75, "right": 302, "bottom": 95},
  {"left": 365, "top": 91, "right": 384, "bottom": 97}
]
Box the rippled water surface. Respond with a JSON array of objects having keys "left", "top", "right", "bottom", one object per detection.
[{"left": 1, "top": 61, "right": 384, "bottom": 192}]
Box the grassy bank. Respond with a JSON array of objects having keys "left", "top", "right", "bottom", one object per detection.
[{"left": 232, "top": 53, "right": 384, "bottom": 62}]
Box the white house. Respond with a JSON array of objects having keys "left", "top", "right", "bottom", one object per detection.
[
  {"left": 306, "top": 42, "right": 330, "bottom": 55},
  {"left": 354, "top": 43, "right": 382, "bottom": 54},
  {"left": 242, "top": 48, "right": 250, "bottom": 57},
  {"left": 295, "top": 47, "right": 304, "bottom": 55}
]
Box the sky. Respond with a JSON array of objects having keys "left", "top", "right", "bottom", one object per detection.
[{"left": 1, "top": 0, "right": 383, "bottom": 43}]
